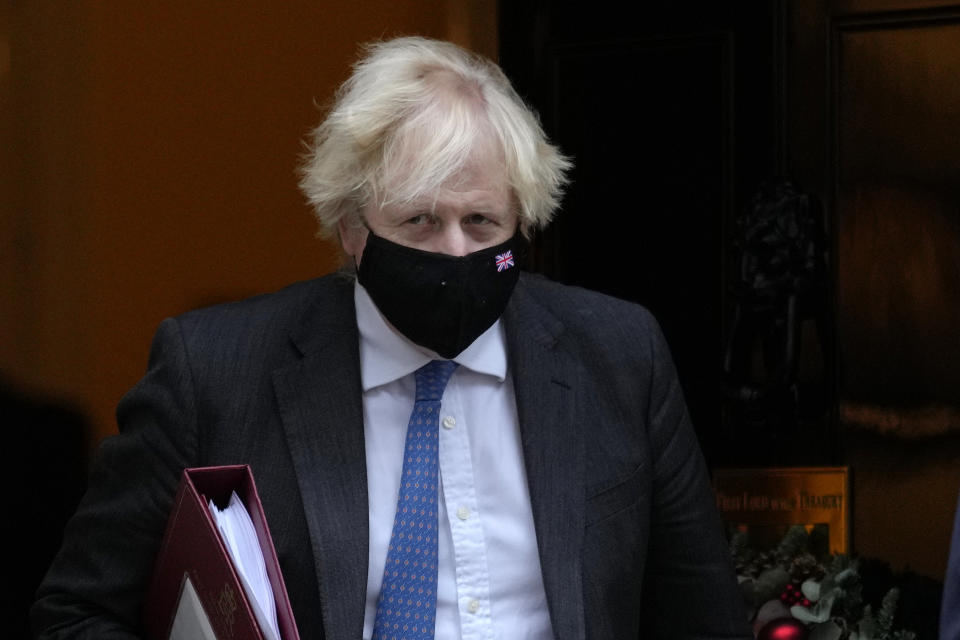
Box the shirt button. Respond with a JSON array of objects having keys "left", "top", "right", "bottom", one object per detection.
[
  {"left": 442, "top": 415, "right": 456, "bottom": 429},
  {"left": 467, "top": 599, "right": 480, "bottom": 614},
  {"left": 457, "top": 506, "right": 470, "bottom": 520}
]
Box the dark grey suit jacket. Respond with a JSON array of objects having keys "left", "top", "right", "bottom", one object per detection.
[{"left": 32, "top": 272, "right": 751, "bottom": 639}]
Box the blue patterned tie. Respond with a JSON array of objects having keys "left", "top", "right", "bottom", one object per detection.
[{"left": 372, "top": 359, "right": 458, "bottom": 640}]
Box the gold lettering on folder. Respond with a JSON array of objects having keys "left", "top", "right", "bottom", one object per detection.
[{"left": 215, "top": 582, "right": 239, "bottom": 638}]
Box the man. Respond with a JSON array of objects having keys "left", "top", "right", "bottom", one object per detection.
[
  {"left": 32, "top": 37, "right": 750, "bottom": 639},
  {"left": 942, "top": 489, "right": 960, "bottom": 639}
]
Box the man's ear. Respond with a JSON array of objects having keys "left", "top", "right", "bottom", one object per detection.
[{"left": 338, "top": 216, "right": 367, "bottom": 262}]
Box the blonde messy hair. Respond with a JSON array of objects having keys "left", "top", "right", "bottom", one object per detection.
[{"left": 298, "top": 36, "right": 571, "bottom": 239}]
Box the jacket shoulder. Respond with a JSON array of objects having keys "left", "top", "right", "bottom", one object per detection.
[
  {"left": 516, "top": 272, "right": 658, "bottom": 335},
  {"left": 177, "top": 274, "right": 348, "bottom": 328},
  {"left": 511, "top": 272, "right": 672, "bottom": 384},
  {"left": 152, "top": 273, "right": 354, "bottom": 374}
]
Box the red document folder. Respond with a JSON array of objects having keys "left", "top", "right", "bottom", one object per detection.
[{"left": 145, "top": 465, "right": 301, "bottom": 640}]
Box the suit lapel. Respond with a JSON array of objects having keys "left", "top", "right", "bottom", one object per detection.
[
  {"left": 504, "top": 277, "right": 586, "bottom": 640},
  {"left": 273, "top": 278, "right": 368, "bottom": 640}
]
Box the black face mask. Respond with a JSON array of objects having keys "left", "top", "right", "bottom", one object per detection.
[{"left": 357, "top": 230, "right": 525, "bottom": 358}]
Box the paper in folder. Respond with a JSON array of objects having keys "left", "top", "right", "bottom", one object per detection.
[{"left": 145, "top": 465, "right": 301, "bottom": 640}]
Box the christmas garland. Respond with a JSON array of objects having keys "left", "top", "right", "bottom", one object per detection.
[{"left": 731, "top": 525, "right": 920, "bottom": 640}]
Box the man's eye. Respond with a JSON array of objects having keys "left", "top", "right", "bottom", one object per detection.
[
  {"left": 465, "top": 214, "right": 492, "bottom": 225},
  {"left": 406, "top": 214, "right": 432, "bottom": 225}
]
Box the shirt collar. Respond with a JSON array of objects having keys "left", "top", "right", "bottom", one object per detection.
[{"left": 354, "top": 282, "right": 508, "bottom": 391}]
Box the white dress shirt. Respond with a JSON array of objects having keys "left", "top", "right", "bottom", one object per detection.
[{"left": 354, "top": 283, "right": 554, "bottom": 640}]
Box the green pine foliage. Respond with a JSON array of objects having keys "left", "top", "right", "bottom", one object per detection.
[{"left": 730, "top": 526, "right": 918, "bottom": 640}]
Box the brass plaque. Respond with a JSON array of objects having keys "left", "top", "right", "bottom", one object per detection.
[{"left": 713, "top": 467, "right": 849, "bottom": 555}]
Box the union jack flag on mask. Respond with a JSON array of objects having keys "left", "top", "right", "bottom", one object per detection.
[{"left": 495, "top": 250, "right": 515, "bottom": 272}]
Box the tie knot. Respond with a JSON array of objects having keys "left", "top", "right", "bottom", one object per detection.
[{"left": 414, "top": 360, "right": 458, "bottom": 402}]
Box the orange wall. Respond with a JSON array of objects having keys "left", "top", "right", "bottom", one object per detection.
[{"left": 1, "top": 2, "right": 497, "bottom": 448}]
